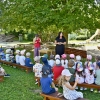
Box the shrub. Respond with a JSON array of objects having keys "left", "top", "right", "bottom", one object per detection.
[
  {"left": 27, "top": 33, "right": 35, "bottom": 41},
  {"left": 76, "top": 35, "right": 88, "bottom": 40}
]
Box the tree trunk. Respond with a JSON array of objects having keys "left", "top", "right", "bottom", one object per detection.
[{"left": 64, "top": 32, "right": 68, "bottom": 48}]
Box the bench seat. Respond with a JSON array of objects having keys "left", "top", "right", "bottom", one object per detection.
[
  {"left": 40, "top": 92, "right": 87, "bottom": 100},
  {"left": 0, "top": 75, "right": 4, "bottom": 82},
  {"left": 0, "top": 60, "right": 32, "bottom": 73}
]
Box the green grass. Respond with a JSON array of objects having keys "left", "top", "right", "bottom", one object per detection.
[{"left": 1, "top": 64, "right": 100, "bottom": 100}]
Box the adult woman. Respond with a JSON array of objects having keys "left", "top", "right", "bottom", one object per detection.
[
  {"left": 33, "top": 34, "right": 41, "bottom": 57},
  {"left": 55, "top": 32, "right": 66, "bottom": 56}
]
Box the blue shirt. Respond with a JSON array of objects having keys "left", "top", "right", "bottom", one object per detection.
[
  {"left": 25, "top": 58, "right": 33, "bottom": 67},
  {"left": 40, "top": 77, "right": 52, "bottom": 94}
]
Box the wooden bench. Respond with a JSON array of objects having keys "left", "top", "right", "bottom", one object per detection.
[
  {"left": 54, "top": 80, "right": 100, "bottom": 89},
  {"left": 0, "top": 75, "right": 4, "bottom": 82},
  {"left": 40, "top": 92, "right": 87, "bottom": 100},
  {"left": 0, "top": 60, "right": 32, "bottom": 73},
  {"left": 65, "top": 48, "right": 87, "bottom": 58}
]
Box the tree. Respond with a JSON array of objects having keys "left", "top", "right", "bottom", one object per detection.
[{"left": 0, "top": 0, "right": 100, "bottom": 45}]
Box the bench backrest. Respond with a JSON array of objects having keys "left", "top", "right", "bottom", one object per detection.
[{"left": 65, "top": 48, "right": 87, "bottom": 58}]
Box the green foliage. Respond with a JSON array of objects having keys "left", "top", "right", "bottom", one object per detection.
[
  {"left": 76, "top": 35, "right": 88, "bottom": 40},
  {"left": 26, "top": 33, "right": 35, "bottom": 41}
]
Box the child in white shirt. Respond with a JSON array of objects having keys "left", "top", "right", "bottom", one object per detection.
[
  {"left": 61, "top": 54, "right": 68, "bottom": 68},
  {"left": 6, "top": 49, "right": 11, "bottom": 61},
  {"left": 48, "top": 55, "right": 55, "bottom": 68},
  {"left": 15, "top": 50, "right": 20, "bottom": 64},
  {"left": 33, "top": 56, "right": 43, "bottom": 84},
  {"left": 19, "top": 50, "right": 26, "bottom": 66}
]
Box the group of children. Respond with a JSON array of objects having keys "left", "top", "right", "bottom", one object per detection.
[
  {"left": 33, "top": 53, "right": 100, "bottom": 100},
  {"left": 1, "top": 47, "right": 100, "bottom": 99}
]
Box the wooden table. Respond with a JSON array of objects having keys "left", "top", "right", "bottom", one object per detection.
[{"left": 39, "top": 49, "right": 52, "bottom": 56}]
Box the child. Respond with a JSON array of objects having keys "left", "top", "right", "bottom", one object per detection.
[
  {"left": 0, "top": 49, "right": 6, "bottom": 61},
  {"left": 55, "top": 54, "right": 60, "bottom": 60},
  {"left": 40, "top": 67, "right": 58, "bottom": 94},
  {"left": 5, "top": 49, "right": 11, "bottom": 61},
  {"left": 15, "top": 50, "right": 20, "bottom": 64},
  {"left": 61, "top": 54, "right": 68, "bottom": 68},
  {"left": 10, "top": 50, "right": 16, "bottom": 63},
  {"left": 0, "top": 65, "right": 10, "bottom": 77},
  {"left": 19, "top": 50, "right": 26, "bottom": 66},
  {"left": 33, "top": 56, "right": 43, "bottom": 84},
  {"left": 95, "top": 61, "right": 100, "bottom": 86},
  {"left": 84, "top": 65, "right": 95, "bottom": 91},
  {"left": 75, "top": 55, "right": 82, "bottom": 69},
  {"left": 25, "top": 52, "right": 33, "bottom": 67},
  {"left": 48, "top": 55, "right": 55, "bottom": 68},
  {"left": 67, "top": 59, "right": 75, "bottom": 82},
  {"left": 41, "top": 57, "right": 53, "bottom": 77},
  {"left": 93, "top": 56, "right": 100, "bottom": 70},
  {"left": 52, "top": 59, "right": 64, "bottom": 80},
  {"left": 75, "top": 66, "right": 84, "bottom": 90},
  {"left": 69, "top": 54, "right": 75, "bottom": 69},
  {"left": 58, "top": 69, "right": 83, "bottom": 100},
  {"left": 84, "top": 55, "right": 92, "bottom": 68}
]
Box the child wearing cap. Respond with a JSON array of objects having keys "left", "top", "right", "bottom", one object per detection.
[
  {"left": 84, "top": 55, "right": 92, "bottom": 68},
  {"left": 15, "top": 50, "right": 20, "bottom": 64},
  {"left": 75, "top": 63, "right": 84, "bottom": 90},
  {"left": 93, "top": 56, "right": 100, "bottom": 70},
  {"left": 55, "top": 54, "right": 60, "bottom": 60},
  {"left": 19, "top": 50, "right": 26, "bottom": 66},
  {"left": 95, "top": 62, "right": 100, "bottom": 86},
  {"left": 58, "top": 69, "right": 83, "bottom": 100},
  {"left": 48, "top": 55, "right": 55, "bottom": 67},
  {"left": 84, "top": 64, "right": 95, "bottom": 91},
  {"left": 25, "top": 52, "right": 34, "bottom": 67},
  {"left": 66, "top": 59, "right": 75, "bottom": 82},
  {"left": 0, "top": 49, "right": 6, "bottom": 61},
  {"left": 40, "top": 67, "right": 58, "bottom": 94},
  {"left": 75, "top": 55, "right": 82, "bottom": 70},
  {"left": 52, "top": 59, "right": 64, "bottom": 80},
  {"left": 61, "top": 54, "right": 68, "bottom": 68},
  {"left": 5, "top": 49, "right": 11, "bottom": 61},
  {"left": 33, "top": 56, "right": 43, "bottom": 84},
  {"left": 69, "top": 54, "right": 76, "bottom": 69}
]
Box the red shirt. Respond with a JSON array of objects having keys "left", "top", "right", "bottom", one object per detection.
[
  {"left": 34, "top": 38, "right": 41, "bottom": 48},
  {"left": 53, "top": 66, "right": 64, "bottom": 80}
]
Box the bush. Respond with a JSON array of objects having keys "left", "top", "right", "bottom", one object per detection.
[
  {"left": 76, "top": 35, "right": 88, "bottom": 40},
  {"left": 68, "top": 33, "right": 77, "bottom": 40},
  {"left": 27, "top": 33, "right": 35, "bottom": 41}
]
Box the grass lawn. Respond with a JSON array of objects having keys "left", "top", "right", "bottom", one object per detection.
[{"left": 0, "top": 64, "right": 100, "bottom": 100}]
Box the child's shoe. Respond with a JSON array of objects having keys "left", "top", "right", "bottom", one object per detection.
[
  {"left": 80, "top": 87, "right": 83, "bottom": 90},
  {"left": 84, "top": 88, "right": 87, "bottom": 90},
  {"left": 35, "top": 81, "right": 38, "bottom": 84},
  {"left": 4, "top": 74, "right": 10, "bottom": 77},
  {"left": 75, "top": 86, "right": 78, "bottom": 90},
  {"left": 90, "top": 88, "right": 93, "bottom": 92}
]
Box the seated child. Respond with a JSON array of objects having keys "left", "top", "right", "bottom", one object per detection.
[
  {"left": 61, "top": 54, "right": 68, "bottom": 68},
  {"left": 75, "top": 55, "right": 82, "bottom": 69},
  {"left": 48, "top": 55, "right": 55, "bottom": 67},
  {"left": 6, "top": 49, "right": 11, "bottom": 61},
  {"left": 0, "top": 49, "right": 6, "bottom": 61},
  {"left": 0, "top": 65, "right": 10, "bottom": 77},
  {"left": 58, "top": 69, "right": 83, "bottom": 100},
  {"left": 52, "top": 59, "right": 64, "bottom": 80},
  {"left": 69, "top": 54, "right": 76, "bottom": 69},
  {"left": 33, "top": 56, "right": 43, "bottom": 84},
  {"left": 10, "top": 50, "right": 16, "bottom": 63},
  {"left": 15, "top": 50, "right": 20, "bottom": 64},
  {"left": 19, "top": 50, "right": 26, "bottom": 66},
  {"left": 93, "top": 56, "right": 100, "bottom": 70},
  {"left": 40, "top": 67, "right": 58, "bottom": 94},
  {"left": 67, "top": 59, "right": 75, "bottom": 82},
  {"left": 25, "top": 52, "right": 33, "bottom": 67},
  {"left": 55, "top": 54, "right": 60, "bottom": 60},
  {"left": 84, "top": 55, "right": 92, "bottom": 68},
  {"left": 84, "top": 65, "right": 95, "bottom": 91},
  {"left": 95, "top": 61, "right": 100, "bottom": 86},
  {"left": 75, "top": 65, "right": 84, "bottom": 90},
  {"left": 42, "top": 57, "right": 53, "bottom": 77}
]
